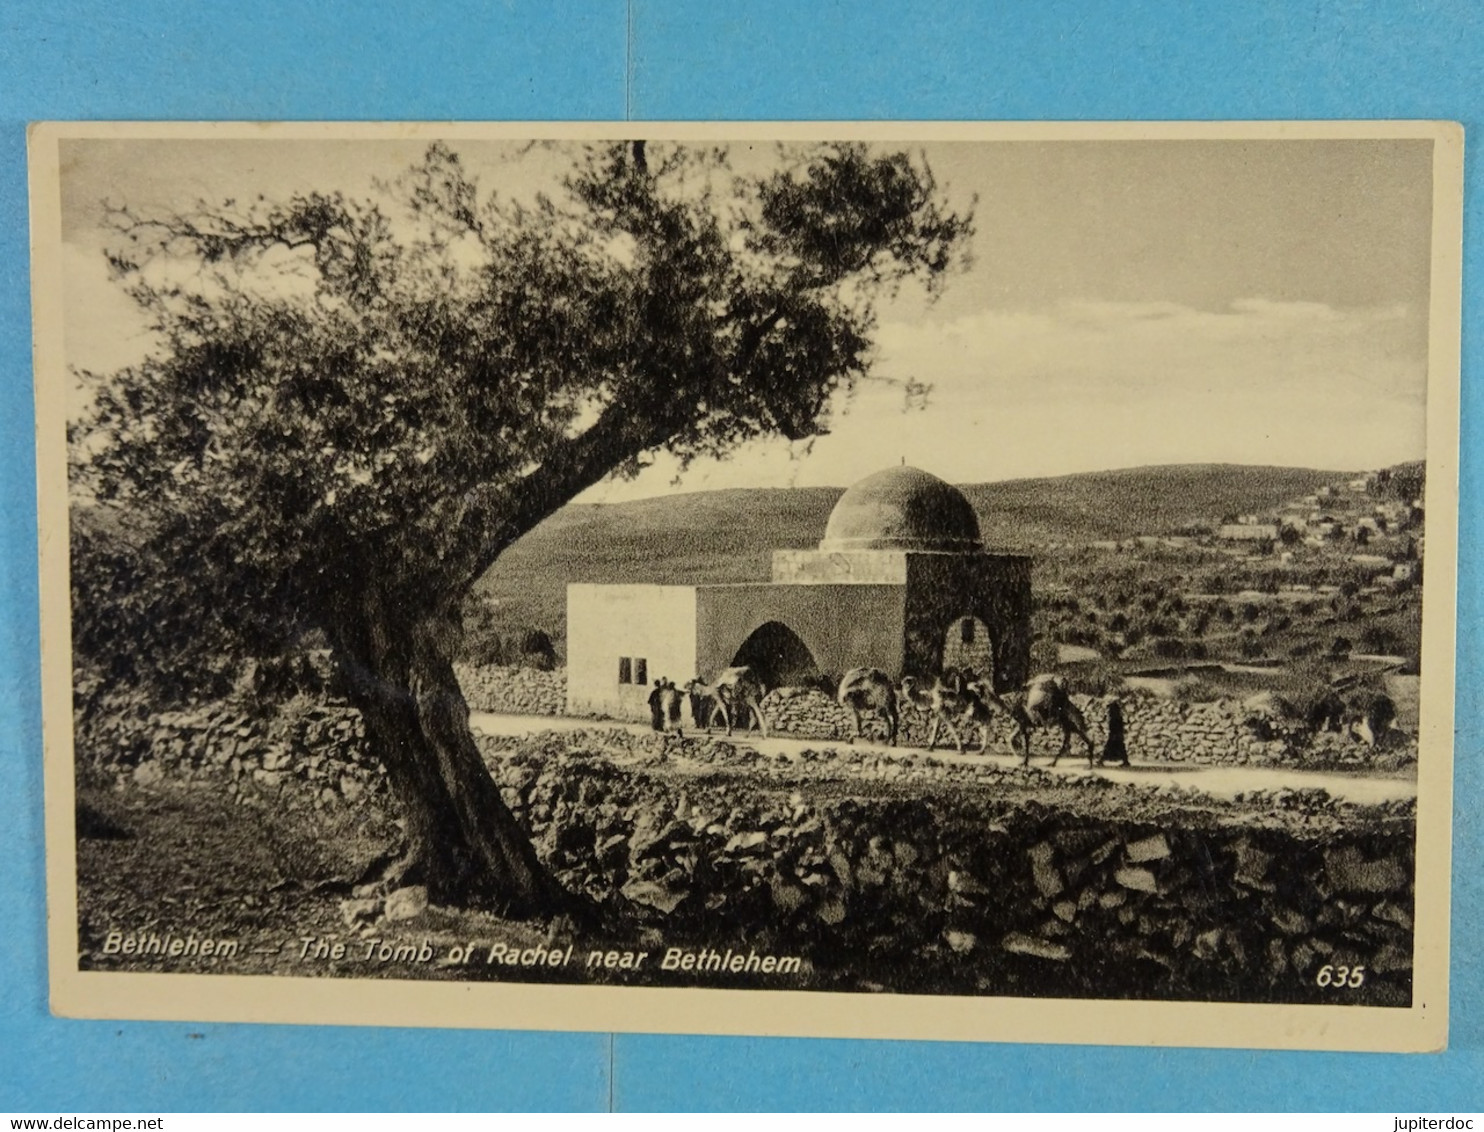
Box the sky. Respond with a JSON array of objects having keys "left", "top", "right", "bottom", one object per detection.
[{"left": 54, "top": 133, "right": 1437, "bottom": 501}]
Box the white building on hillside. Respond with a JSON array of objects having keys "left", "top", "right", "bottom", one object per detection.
[{"left": 1218, "top": 523, "right": 1278, "bottom": 541}]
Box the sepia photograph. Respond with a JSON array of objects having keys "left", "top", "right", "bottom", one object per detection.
[{"left": 29, "top": 121, "right": 1460, "bottom": 1051}]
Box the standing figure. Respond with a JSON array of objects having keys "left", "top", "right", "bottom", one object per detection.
[
  {"left": 647, "top": 679, "right": 666, "bottom": 732},
  {"left": 1099, "top": 696, "right": 1129, "bottom": 766}
]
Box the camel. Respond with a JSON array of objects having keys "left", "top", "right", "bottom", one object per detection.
[
  {"left": 898, "top": 673, "right": 963, "bottom": 751},
  {"left": 836, "top": 667, "right": 899, "bottom": 745},
  {"left": 996, "top": 673, "right": 1097, "bottom": 768},
  {"left": 899, "top": 668, "right": 1013, "bottom": 753},
  {"left": 896, "top": 674, "right": 939, "bottom": 739},
  {"left": 684, "top": 666, "right": 770, "bottom": 738},
  {"left": 955, "top": 671, "right": 1023, "bottom": 752}
]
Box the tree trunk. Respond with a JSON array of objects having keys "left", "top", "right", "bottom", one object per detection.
[{"left": 331, "top": 586, "right": 573, "bottom": 916}]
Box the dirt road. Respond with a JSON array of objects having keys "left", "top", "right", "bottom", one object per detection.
[{"left": 469, "top": 711, "right": 1416, "bottom": 805}]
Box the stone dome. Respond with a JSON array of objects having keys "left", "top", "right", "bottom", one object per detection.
[{"left": 819, "top": 466, "right": 982, "bottom": 552}]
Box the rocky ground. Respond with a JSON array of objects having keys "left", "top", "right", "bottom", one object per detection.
[{"left": 74, "top": 712, "right": 1417, "bottom": 1006}]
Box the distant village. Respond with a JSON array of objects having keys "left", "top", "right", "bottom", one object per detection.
[
  {"left": 1030, "top": 464, "right": 1426, "bottom": 682},
  {"left": 1079, "top": 466, "right": 1423, "bottom": 589}
]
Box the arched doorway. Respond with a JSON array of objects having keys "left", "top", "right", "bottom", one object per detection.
[
  {"left": 731, "top": 621, "right": 824, "bottom": 691},
  {"left": 942, "top": 615, "right": 995, "bottom": 680}
]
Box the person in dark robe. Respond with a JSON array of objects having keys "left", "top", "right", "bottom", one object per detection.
[
  {"left": 647, "top": 679, "right": 665, "bottom": 731},
  {"left": 1099, "top": 696, "right": 1129, "bottom": 766}
]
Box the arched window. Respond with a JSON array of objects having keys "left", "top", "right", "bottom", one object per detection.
[{"left": 942, "top": 615, "right": 994, "bottom": 681}]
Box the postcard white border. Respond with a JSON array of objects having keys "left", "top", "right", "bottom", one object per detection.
[{"left": 30, "top": 119, "right": 1462, "bottom": 1052}]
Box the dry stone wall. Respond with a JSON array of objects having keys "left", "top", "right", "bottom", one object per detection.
[
  {"left": 452, "top": 664, "right": 1417, "bottom": 768},
  {"left": 757, "top": 684, "right": 1415, "bottom": 769},
  {"left": 1109, "top": 697, "right": 1279, "bottom": 764},
  {"left": 456, "top": 664, "right": 567, "bottom": 716},
  {"left": 77, "top": 693, "right": 385, "bottom": 811},
  {"left": 1061, "top": 695, "right": 1417, "bottom": 770},
  {"left": 92, "top": 662, "right": 1409, "bottom": 820},
  {"left": 760, "top": 686, "right": 948, "bottom": 748},
  {"left": 478, "top": 729, "right": 1416, "bottom": 1004},
  {"left": 79, "top": 677, "right": 1416, "bottom": 1005}
]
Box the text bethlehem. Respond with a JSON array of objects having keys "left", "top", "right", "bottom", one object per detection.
[
  {"left": 101, "top": 930, "right": 238, "bottom": 959},
  {"left": 661, "top": 947, "right": 802, "bottom": 975}
]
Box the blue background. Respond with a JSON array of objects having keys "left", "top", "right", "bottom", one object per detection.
[{"left": 1, "top": 0, "right": 1479, "bottom": 1111}]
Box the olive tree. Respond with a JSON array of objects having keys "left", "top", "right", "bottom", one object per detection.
[{"left": 71, "top": 139, "right": 973, "bottom": 913}]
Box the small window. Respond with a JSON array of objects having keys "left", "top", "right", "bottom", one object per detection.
[
  {"left": 618, "top": 657, "right": 632, "bottom": 684},
  {"left": 634, "top": 657, "right": 648, "bottom": 685},
  {"left": 960, "top": 618, "right": 975, "bottom": 644}
]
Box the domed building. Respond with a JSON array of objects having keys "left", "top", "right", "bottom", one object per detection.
[
  {"left": 819, "top": 466, "right": 986, "bottom": 553},
  {"left": 566, "top": 466, "right": 1032, "bottom": 720}
]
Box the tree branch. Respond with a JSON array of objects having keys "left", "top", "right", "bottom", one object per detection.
[
  {"left": 451, "top": 396, "right": 666, "bottom": 589},
  {"left": 449, "top": 291, "right": 802, "bottom": 593}
]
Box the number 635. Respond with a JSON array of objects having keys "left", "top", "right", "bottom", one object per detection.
[{"left": 1316, "top": 964, "right": 1365, "bottom": 988}]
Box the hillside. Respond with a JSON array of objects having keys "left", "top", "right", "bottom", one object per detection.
[
  {"left": 475, "top": 463, "right": 1348, "bottom": 640},
  {"left": 962, "top": 464, "right": 1351, "bottom": 545}
]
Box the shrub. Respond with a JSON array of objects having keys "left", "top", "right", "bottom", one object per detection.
[
  {"left": 518, "top": 629, "right": 558, "bottom": 671},
  {"left": 1029, "top": 637, "right": 1061, "bottom": 672},
  {"left": 1358, "top": 625, "right": 1404, "bottom": 655},
  {"left": 460, "top": 598, "right": 560, "bottom": 669},
  {"left": 1152, "top": 638, "right": 1188, "bottom": 660},
  {"left": 1173, "top": 675, "right": 1218, "bottom": 703}
]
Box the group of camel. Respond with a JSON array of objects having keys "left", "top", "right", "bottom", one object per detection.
[{"left": 671, "top": 665, "right": 1101, "bottom": 768}]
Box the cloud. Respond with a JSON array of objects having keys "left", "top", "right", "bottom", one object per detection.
[
  {"left": 872, "top": 297, "right": 1426, "bottom": 410},
  {"left": 587, "top": 297, "right": 1429, "bottom": 501},
  {"left": 60, "top": 231, "right": 1429, "bottom": 502},
  {"left": 865, "top": 297, "right": 1429, "bottom": 474}
]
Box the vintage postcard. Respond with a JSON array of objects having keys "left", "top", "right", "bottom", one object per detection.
[{"left": 30, "top": 121, "right": 1461, "bottom": 1051}]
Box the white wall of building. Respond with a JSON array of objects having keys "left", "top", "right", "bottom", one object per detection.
[{"left": 566, "top": 584, "right": 698, "bottom": 720}]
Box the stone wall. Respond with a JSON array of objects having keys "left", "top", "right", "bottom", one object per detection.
[
  {"left": 1064, "top": 694, "right": 1418, "bottom": 769},
  {"left": 761, "top": 686, "right": 943, "bottom": 747},
  {"left": 456, "top": 664, "right": 567, "bottom": 716},
  {"left": 479, "top": 729, "right": 1416, "bottom": 1004},
  {"left": 758, "top": 684, "right": 1415, "bottom": 769},
  {"left": 1112, "top": 697, "right": 1281, "bottom": 763},
  {"left": 448, "top": 664, "right": 1415, "bottom": 768},
  {"left": 77, "top": 693, "right": 385, "bottom": 810},
  {"left": 79, "top": 676, "right": 1416, "bottom": 1004}
]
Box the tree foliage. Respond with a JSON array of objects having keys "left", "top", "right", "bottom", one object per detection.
[
  {"left": 77, "top": 141, "right": 969, "bottom": 647},
  {"left": 71, "top": 139, "right": 973, "bottom": 910}
]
